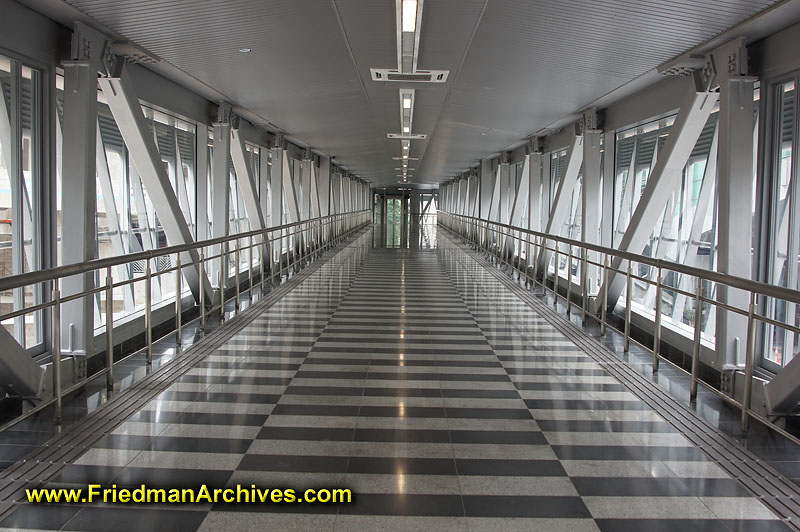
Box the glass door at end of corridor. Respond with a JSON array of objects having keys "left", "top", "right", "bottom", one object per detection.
[{"left": 385, "top": 196, "right": 404, "bottom": 247}]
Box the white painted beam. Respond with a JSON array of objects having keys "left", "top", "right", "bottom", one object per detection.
[
  {"left": 230, "top": 127, "right": 266, "bottom": 230},
  {"left": 98, "top": 62, "right": 213, "bottom": 304},
  {"left": 597, "top": 83, "right": 719, "bottom": 313},
  {"left": 716, "top": 77, "right": 756, "bottom": 366}
]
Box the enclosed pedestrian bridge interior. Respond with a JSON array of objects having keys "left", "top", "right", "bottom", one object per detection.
[{"left": 2, "top": 0, "right": 800, "bottom": 530}]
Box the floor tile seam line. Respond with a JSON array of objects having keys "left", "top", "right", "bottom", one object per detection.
[
  {"left": 441, "top": 230, "right": 800, "bottom": 529},
  {"left": 0, "top": 232, "right": 367, "bottom": 515}
]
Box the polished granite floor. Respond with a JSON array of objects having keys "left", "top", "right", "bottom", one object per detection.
[{"left": 0, "top": 223, "right": 793, "bottom": 531}]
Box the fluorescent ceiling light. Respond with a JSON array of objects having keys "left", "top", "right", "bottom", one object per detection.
[
  {"left": 403, "top": 145, "right": 409, "bottom": 149},
  {"left": 403, "top": 126, "right": 410, "bottom": 133},
  {"left": 403, "top": 97, "right": 412, "bottom": 109},
  {"left": 403, "top": 155, "right": 408, "bottom": 159},
  {"left": 402, "top": 0, "right": 417, "bottom": 32},
  {"left": 239, "top": 48, "right": 252, "bottom": 53}
]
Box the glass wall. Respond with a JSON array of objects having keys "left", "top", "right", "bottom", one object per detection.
[
  {"left": 613, "top": 116, "right": 675, "bottom": 245},
  {"left": 765, "top": 78, "right": 799, "bottom": 370},
  {"left": 611, "top": 113, "right": 718, "bottom": 339},
  {"left": 0, "top": 54, "right": 43, "bottom": 350},
  {"left": 610, "top": 89, "right": 759, "bottom": 347},
  {"left": 55, "top": 76, "right": 199, "bottom": 326},
  {"left": 549, "top": 148, "right": 567, "bottom": 215}
]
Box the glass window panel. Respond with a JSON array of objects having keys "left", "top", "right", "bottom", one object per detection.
[
  {"left": 0, "top": 56, "right": 43, "bottom": 349},
  {"left": 766, "top": 79, "right": 797, "bottom": 367}
]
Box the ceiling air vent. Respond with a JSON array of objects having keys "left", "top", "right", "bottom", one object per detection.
[{"left": 371, "top": 69, "right": 449, "bottom": 83}]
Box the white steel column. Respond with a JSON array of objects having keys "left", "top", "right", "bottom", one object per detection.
[
  {"left": 210, "top": 106, "right": 231, "bottom": 288},
  {"left": 510, "top": 156, "right": 531, "bottom": 228},
  {"left": 259, "top": 147, "right": 269, "bottom": 222},
  {"left": 508, "top": 156, "right": 531, "bottom": 259},
  {"left": 299, "top": 157, "right": 312, "bottom": 221},
  {"left": 60, "top": 24, "right": 103, "bottom": 354},
  {"left": 318, "top": 156, "right": 331, "bottom": 218},
  {"left": 528, "top": 140, "right": 544, "bottom": 233},
  {"left": 716, "top": 48, "right": 756, "bottom": 366},
  {"left": 282, "top": 153, "right": 300, "bottom": 254},
  {"left": 309, "top": 164, "right": 321, "bottom": 219},
  {"left": 601, "top": 131, "right": 615, "bottom": 247},
  {"left": 540, "top": 152, "right": 551, "bottom": 232},
  {"left": 331, "top": 171, "right": 341, "bottom": 234},
  {"left": 269, "top": 146, "right": 284, "bottom": 263},
  {"left": 196, "top": 125, "right": 209, "bottom": 241},
  {"left": 282, "top": 153, "right": 300, "bottom": 223},
  {"left": 488, "top": 164, "right": 503, "bottom": 223},
  {"left": 582, "top": 115, "right": 602, "bottom": 290},
  {"left": 479, "top": 159, "right": 494, "bottom": 219},
  {"left": 458, "top": 178, "right": 468, "bottom": 216},
  {"left": 467, "top": 173, "right": 478, "bottom": 217}
]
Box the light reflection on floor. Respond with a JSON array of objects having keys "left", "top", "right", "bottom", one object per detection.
[{"left": 372, "top": 220, "right": 438, "bottom": 250}]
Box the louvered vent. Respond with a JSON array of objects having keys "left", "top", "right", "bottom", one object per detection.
[{"left": 371, "top": 69, "right": 449, "bottom": 83}]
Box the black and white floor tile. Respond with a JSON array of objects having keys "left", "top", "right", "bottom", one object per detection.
[{"left": 0, "top": 225, "right": 791, "bottom": 532}]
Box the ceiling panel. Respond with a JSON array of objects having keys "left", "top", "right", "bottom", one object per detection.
[{"left": 40, "top": 0, "right": 781, "bottom": 186}]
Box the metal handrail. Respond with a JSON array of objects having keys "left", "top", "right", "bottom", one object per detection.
[
  {"left": 0, "top": 209, "right": 371, "bottom": 429},
  {"left": 438, "top": 210, "right": 800, "bottom": 442},
  {"left": 0, "top": 210, "right": 369, "bottom": 292},
  {"left": 440, "top": 211, "right": 800, "bottom": 306}
]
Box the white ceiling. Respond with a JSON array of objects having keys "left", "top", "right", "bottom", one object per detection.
[{"left": 24, "top": 0, "right": 784, "bottom": 186}]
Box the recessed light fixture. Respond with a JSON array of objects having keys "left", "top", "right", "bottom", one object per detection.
[
  {"left": 403, "top": 126, "right": 410, "bottom": 133},
  {"left": 239, "top": 48, "right": 252, "bottom": 53},
  {"left": 403, "top": 145, "right": 409, "bottom": 150},
  {"left": 402, "top": 0, "right": 418, "bottom": 32},
  {"left": 403, "top": 97, "right": 412, "bottom": 109}
]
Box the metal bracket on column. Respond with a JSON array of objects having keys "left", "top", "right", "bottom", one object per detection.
[
  {"left": 527, "top": 136, "right": 544, "bottom": 155},
  {"left": 581, "top": 108, "right": 600, "bottom": 133},
  {"left": 700, "top": 37, "right": 749, "bottom": 90},
  {"left": 217, "top": 102, "right": 234, "bottom": 127}
]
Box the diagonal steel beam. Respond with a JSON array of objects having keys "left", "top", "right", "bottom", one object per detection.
[
  {"left": 597, "top": 82, "right": 718, "bottom": 313},
  {"left": 230, "top": 127, "right": 266, "bottom": 230},
  {"left": 537, "top": 133, "right": 583, "bottom": 269},
  {"left": 98, "top": 61, "right": 212, "bottom": 304}
]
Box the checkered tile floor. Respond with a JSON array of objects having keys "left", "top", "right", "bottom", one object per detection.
[{"left": 0, "top": 225, "right": 791, "bottom": 532}]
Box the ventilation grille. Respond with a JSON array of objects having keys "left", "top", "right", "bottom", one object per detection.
[{"left": 371, "top": 69, "right": 449, "bottom": 83}]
